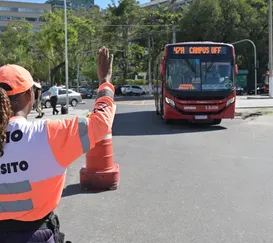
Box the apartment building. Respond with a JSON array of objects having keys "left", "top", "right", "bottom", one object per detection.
[
  {"left": 46, "top": 0, "right": 95, "bottom": 11},
  {"left": 140, "top": 0, "right": 192, "bottom": 9},
  {"left": 72, "top": 0, "right": 94, "bottom": 10},
  {"left": 0, "top": 1, "right": 51, "bottom": 31},
  {"left": 45, "top": 0, "right": 72, "bottom": 11}
]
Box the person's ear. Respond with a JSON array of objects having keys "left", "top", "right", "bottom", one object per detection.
[{"left": 25, "top": 88, "right": 34, "bottom": 101}]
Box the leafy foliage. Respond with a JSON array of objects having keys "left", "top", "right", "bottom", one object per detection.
[{"left": 0, "top": 0, "right": 270, "bottom": 88}]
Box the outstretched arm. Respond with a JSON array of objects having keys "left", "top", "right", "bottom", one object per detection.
[{"left": 45, "top": 47, "right": 116, "bottom": 168}]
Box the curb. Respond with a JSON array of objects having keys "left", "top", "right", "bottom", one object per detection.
[
  {"left": 235, "top": 112, "right": 242, "bottom": 116},
  {"left": 236, "top": 106, "right": 273, "bottom": 109},
  {"left": 246, "top": 96, "right": 272, "bottom": 100},
  {"left": 235, "top": 111, "right": 264, "bottom": 118}
]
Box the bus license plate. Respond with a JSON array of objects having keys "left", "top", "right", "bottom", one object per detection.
[{"left": 195, "top": 115, "right": 208, "bottom": 120}]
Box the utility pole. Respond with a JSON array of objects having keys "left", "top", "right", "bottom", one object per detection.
[
  {"left": 269, "top": 0, "right": 273, "bottom": 97},
  {"left": 64, "top": 0, "right": 69, "bottom": 112},
  {"left": 148, "top": 35, "right": 152, "bottom": 95},
  {"left": 172, "top": 25, "right": 176, "bottom": 43},
  {"left": 76, "top": 62, "right": 80, "bottom": 93},
  {"left": 48, "top": 61, "right": 51, "bottom": 86}
]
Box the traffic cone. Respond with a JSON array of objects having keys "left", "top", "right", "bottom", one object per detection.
[{"left": 80, "top": 133, "right": 120, "bottom": 191}]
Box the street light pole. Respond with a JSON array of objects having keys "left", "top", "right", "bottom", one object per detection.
[
  {"left": 172, "top": 25, "right": 176, "bottom": 43},
  {"left": 148, "top": 35, "right": 152, "bottom": 95},
  {"left": 76, "top": 62, "right": 80, "bottom": 92},
  {"left": 269, "top": 0, "right": 273, "bottom": 97},
  {"left": 64, "top": 0, "right": 69, "bottom": 112},
  {"left": 232, "top": 39, "right": 257, "bottom": 96}
]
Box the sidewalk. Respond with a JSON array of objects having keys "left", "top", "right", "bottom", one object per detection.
[
  {"left": 28, "top": 107, "right": 89, "bottom": 121},
  {"left": 236, "top": 96, "right": 273, "bottom": 109}
]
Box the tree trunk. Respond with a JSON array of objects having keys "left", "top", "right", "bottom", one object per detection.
[
  {"left": 50, "top": 61, "right": 65, "bottom": 85},
  {"left": 122, "top": 27, "right": 129, "bottom": 81}
]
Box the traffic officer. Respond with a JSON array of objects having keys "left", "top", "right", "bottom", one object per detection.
[{"left": 0, "top": 47, "right": 115, "bottom": 243}]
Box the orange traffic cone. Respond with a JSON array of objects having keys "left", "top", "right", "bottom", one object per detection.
[{"left": 80, "top": 133, "right": 120, "bottom": 191}]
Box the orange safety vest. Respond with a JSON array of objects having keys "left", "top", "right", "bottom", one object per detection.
[{"left": 0, "top": 82, "right": 116, "bottom": 222}]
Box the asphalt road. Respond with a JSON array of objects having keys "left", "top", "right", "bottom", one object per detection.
[{"left": 58, "top": 98, "right": 273, "bottom": 243}]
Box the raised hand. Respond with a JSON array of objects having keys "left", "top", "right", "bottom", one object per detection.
[{"left": 97, "top": 47, "right": 114, "bottom": 85}]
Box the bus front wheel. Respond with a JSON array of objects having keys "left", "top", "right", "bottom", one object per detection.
[{"left": 212, "top": 119, "right": 222, "bottom": 125}]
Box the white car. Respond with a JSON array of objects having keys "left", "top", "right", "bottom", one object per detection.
[
  {"left": 121, "top": 85, "right": 146, "bottom": 96},
  {"left": 42, "top": 87, "right": 83, "bottom": 108}
]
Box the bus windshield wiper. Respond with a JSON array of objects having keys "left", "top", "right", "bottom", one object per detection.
[{"left": 185, "top": 59, "right": 195, "bottom": 73}]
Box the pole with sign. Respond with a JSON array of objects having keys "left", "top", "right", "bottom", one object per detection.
[{"left": 232, "top": 39, "right": 257, "bottom": 96}]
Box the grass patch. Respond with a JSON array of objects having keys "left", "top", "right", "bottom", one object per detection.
[{"left": 262, "top": 110, "right": 273, "bottom": 115}]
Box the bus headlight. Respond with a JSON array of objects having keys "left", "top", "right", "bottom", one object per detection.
[
  {"left": 165, "top": 97, "right": 175, "bottom": 107},
  {"left": 226, "top": 97, "right": 235, "bottom": 107}
]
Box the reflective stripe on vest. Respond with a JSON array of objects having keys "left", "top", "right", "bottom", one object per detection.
[
  {"left": 0, "top": 180, "right": 31, "bottom": 195},
  {"left": 0, "top": 118, "right": 66, "bottom": 220},
  {"left": 96, "top": 88, "right": 114, "bottom": 101},
  {"left": 78, "top": 117, "right": 91, "bottom": 153},
  {"left": 0, "top": 180, "right": 33, "bottom": 213},
  {"left": 0, "top": 116, "right": 93, "bottom": 220},
  {"left": 0, "top": 83, "right": 114, "bottom": 220},
  {"left": 0, "top": 199, "right": 33, "bottom": 213},
  {"left": 103, "top": 134, "right": 112, "bottom": 140}
]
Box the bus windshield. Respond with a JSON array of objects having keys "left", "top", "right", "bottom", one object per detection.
[{"left": 166, "top": 58, "right": 234, "bottom": 91}]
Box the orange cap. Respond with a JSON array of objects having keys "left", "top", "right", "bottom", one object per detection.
[{"left": 0, "top": 64, "right": 38, "bottom": 96}]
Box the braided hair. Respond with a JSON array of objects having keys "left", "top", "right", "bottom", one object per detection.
[{"left": 0, "top": 88, "right": 12, "bottom": 154}]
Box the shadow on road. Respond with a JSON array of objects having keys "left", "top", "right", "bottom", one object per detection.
[
  {"left": 114, "top": 95, "right": 154, "bottom": 102},
  {"left": 113, "top": 111, "right": 226, "bottom": 136},
  {"left": 62, "top": 183, "right": 114, "bottom": 197}
]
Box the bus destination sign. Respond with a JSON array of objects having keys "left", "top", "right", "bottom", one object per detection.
[{"left": 172, "top": 46, "right": 228, "bottom": 55}]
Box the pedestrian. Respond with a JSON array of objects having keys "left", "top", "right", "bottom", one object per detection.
[
  {"left": 34, "top": 80, "right": 45, "bottom": 119},
  {"left": 0, "top": 47, "right": 115, "bottom": 243},
  {"left": 48, "top": 83, "right": 59, "bottom": 115}
]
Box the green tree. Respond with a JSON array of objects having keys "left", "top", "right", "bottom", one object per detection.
[
  {"left": 0, "top": 20, "right": 35, "bottom": 72},
  {"left": 179, "top": 0, "right": 222, "bottom": 41},
  {"left": 179, "top": 0, "right": 268, "bottom": 87},
  {"left": 104, "top": 0, "right": 142, "bottom": 81},
  {"left": 136, "top": 4, "right": 183, "bottom": 80},
  {"left": 37, "top": 9, "right": 94, "bottom": 85}
]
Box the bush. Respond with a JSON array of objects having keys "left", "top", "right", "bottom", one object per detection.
[
  {"left": 126, "top": 79, "right": 147, "bottom": 85},
  {"left": 112, "top": 77, "right": 124, "bottom": 85},
  {"left": 112, "top": 78, "right": 159, "bottom": 86}
]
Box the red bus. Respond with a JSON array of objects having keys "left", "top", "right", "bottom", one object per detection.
[{"left": 154, "top": 41, "right": 238, "bottom": 125}]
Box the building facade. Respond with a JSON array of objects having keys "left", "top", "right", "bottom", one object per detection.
[
  {"left": 46, "top": 0, "right": 94, "bottom": 11},
  {"left": 72, "top": 0, "right": 94, "bottom": 10},
  {"left": 0, "top": 1, "right": 51, "bottom": 31},
  {"left": 140, "top": 0, "right": 192, "bottom": 9},
  {"left": 45, "top": 0, "right": 72, "bottom": 11}
]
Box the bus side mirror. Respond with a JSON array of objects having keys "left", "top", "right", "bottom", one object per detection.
[{"left": 235, "top": 64, "right": 238, "bottom": 76}]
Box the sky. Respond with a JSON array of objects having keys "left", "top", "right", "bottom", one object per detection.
[{"left": 9, "top": 0, "right": 150, "bottom": 9}]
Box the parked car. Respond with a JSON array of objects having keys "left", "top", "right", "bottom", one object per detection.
[
  {"left": 247, "top": 84, "right": 265, "bottom": 95},
  {"left": 42, "top": 86, "right": 50, "bottom": 93},
  {"left": 121, "top": 85, "right": 146, "bottom": 96},
  {"left": 42, "top": 88, "right": 83, "bottom": 108},
  {"left": 236, "top": 87, "right": 244, "bottom": 95},
  {"left": 78, "top": 87, "right": 93, "bottom": 99},
  {"left": 93, "top": 88, "right": 98, "bottom": 95}
]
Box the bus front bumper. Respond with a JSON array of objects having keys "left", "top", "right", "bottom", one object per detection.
[{"left": 164, "top": 96, "right": 235, "bottom": 120}]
